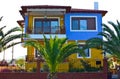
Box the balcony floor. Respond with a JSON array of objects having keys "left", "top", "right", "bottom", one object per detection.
[{"left": 25, "top": 34, "right": 66, "bottom": 39}]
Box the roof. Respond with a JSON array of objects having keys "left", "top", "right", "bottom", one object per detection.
[
  {"left": 21, "top": 5, "right": 71, "bottom": 9},
  {"left": 20, "top": 5, "right": 71, "bottom": 18},
  {"left": 71, "top": 8, "right": 107, "bottom": 16},
  {"left": 19, "top": 5, "right": 107, "bottom": 18},
  {"left": 17, "top": 20, "right": 24, "bottom": 28}
]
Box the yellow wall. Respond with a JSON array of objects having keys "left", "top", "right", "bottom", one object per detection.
[
  {"left": 67, "top": 40, "right": 103, "bottom": 69},
  {"left": 57, "top": 62, "right": 69, "bottom": 72},
  {"left": 27, "top": 46, "right": 34, "bottom": 61},
  {"left": 28, "top": 15, "right": 33, "bottom": 31},
  {"left": 68, "top": 48, "right": 103, "bottom": 69},
  {"left": 26, "top": 39, "right": 103, "bottom": 71},
  {"left": 26, "top": 39, "right": 103, "bottom": 72}
]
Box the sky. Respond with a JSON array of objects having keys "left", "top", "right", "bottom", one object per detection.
[{"left": 0, "top": 0, "right": 120, "bottom": 61}]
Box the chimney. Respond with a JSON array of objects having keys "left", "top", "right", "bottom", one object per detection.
[{"left": 94, "top": 2, "right": 98, "bottom": 10}]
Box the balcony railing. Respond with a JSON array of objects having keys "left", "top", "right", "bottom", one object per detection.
[{"left": 26, "top": 26, "right": 66, "bottom": 34}]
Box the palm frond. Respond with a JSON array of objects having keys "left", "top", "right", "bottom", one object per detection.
[
  {"left": 0, "top": 26, "right": 6, "bottom": 38},
  {"left": 0, "top": 26, "right": 6, "bottom": 31},
  {"left": 86, "top": 37, "right": 103, "bottom": 49},
  {"left": 57, "top": 42, "right": 78, "bottom": 62},
  {"left": 108, "top": 21, "right": 120, "bottom": 40},
  {"left": 1, "top": 27, "right": 22, "bottom": 40},
  {"left": 86, "top": 20, "right": 120, "bottom": 59},
  {"left": 1, "top": 34, "right": 23, "bottom": 47},
  {"left": 0, "top": 17, "right": 23, "bottom": 53},
  {"left": 3, "top": 42, "right": 22, "bottom": 50},
  {"left": 25, "top": 35, "right": 83, "bottom": 73},
  {"left": 102, "top": 23, "right": 118, "bottom": 41},
  {"left": 0, "top": 16, "right": 3, "bottom": 21}
]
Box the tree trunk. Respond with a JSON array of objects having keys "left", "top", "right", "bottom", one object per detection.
[{"left": 47, "top": 72, "right": 57, "bottom": 79}]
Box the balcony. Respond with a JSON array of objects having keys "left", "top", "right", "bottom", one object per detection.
[{"left": 25, "top": 26, "right": 66, "bottom": 39}]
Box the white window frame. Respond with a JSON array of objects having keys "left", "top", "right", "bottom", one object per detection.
[
  {"left": 77, "top": 42, "right": 91, "bottom": 58},
  {"left": 70, "top": 16, "right": 97, "bottom": 32}
]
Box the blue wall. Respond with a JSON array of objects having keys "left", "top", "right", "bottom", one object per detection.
[
  {"left": 65, "top": 13, "right": 102, "bottom": 40},
  {"left": 25, "top": 15, "right": 28, "bottom": 33}
]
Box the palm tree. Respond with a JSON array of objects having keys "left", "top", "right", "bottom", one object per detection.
[
  {"left": 0, "top": 16, "right": 23, "bottom": 60},
  {"left": 86, "top": 20, "right": 120, "bottom": 58},
  {"left": 25, "top": 35, "right": 84, "bottom": 79}
]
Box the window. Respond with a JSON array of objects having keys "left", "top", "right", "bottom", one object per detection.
[
  {"left": 34, "top": 18, "right": 59, "bottom": 34},
  {"left": 80, "top": 20, "right": 87, "bottom": 30},
  {"left": 34, "top": 19, "right": 42, "bottom": 33},
  {"left": 72, "top": 19, "right": 79, "bottom": 30},
  {"left": 51, "top": 21, "right": 59, "bottom": 33},
  {"left": 71, "top": 17, "right": 96, "bottom": 31},
  {"left": 35, "top": 49, "right": 39, "bottom": 58},
  {"left": 77, "top": 45, "right": 91, "bottom": 58}
]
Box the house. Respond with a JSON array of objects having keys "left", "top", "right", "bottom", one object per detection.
[{"left": 17, "top": 4, "right": 107, "bottom": 72}]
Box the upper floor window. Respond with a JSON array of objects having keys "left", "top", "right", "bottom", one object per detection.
[
  {"left": 77, "top": 44, "right": 91, "bottom": 58},
  {"left": 71, "top": 16, "right": 96, "bottom": 31},
  {"left": 34, "top": 18, "right": 59, "bottom": 34}
]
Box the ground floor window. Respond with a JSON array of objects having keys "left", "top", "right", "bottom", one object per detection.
[
  {"left": 77, "top": 44, "right": 91, "bottom": 58},
  {"left": 35, "top": 49, "right": 39, "bottom": 58}
]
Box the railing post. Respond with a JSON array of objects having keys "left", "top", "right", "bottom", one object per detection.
[
  {"left": 36, "top": 56, "right": 41, "bottom": 73},
  {"left": 103, "top": 58, "right": 109, "bottom": 79},
  {"left": 103, "top": 58, "right": 108, "bottom": 73}
]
